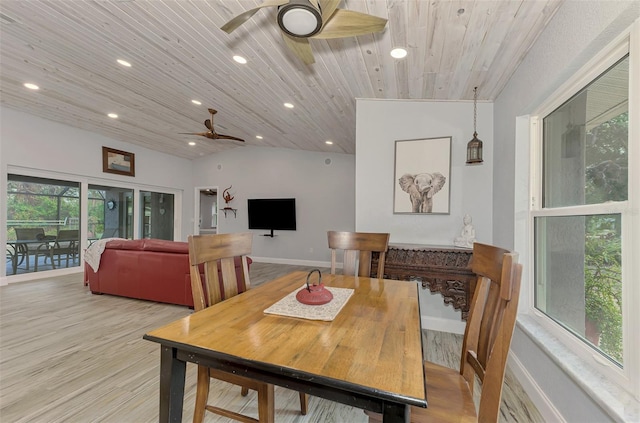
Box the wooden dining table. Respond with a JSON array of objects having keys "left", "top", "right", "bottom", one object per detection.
[{"left": 143, "top": 271, "right": 427, "bottom": 422}]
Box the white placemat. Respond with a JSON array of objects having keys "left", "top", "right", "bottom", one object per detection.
[{"left": 264, "top": 285, "right": 354, "bottom": 321}]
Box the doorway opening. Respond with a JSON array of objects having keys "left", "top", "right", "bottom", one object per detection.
[{"left": 197, "top": 188, "right": 217, "bottom": 235}]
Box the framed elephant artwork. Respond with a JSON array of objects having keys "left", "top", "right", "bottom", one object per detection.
[{"left": 393, "top": 136, "right": 451, "bottom": 214}]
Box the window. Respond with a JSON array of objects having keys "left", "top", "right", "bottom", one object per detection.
[
  {"left": 535, "top": 56, "right": 628, "bottom": 366},
  {"left": 531, "top": 32, "right": 638, "bottom": 396},
  {"left": 6, "top": 174, "right": 81, "bottom": 274}
]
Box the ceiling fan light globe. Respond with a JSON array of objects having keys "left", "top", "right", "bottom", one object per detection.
[{"left": 278, "top": 3, "right": 322, "bottom": 37}]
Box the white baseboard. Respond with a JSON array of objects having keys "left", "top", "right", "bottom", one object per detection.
[
  {"left": 508, "top": 351, "right": 566, "bottom": 423},
  {"left": 421, "top": 316, "right": 466, "bottom": 334},
  {"left": 249, "top": 256, "right": 332, "bottom": 268},
  {"left": 1, "top": 266, "right": 83, "bottom": 285}
]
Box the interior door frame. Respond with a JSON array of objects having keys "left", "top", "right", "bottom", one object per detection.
[{"left": 194, "top": 186, "right": 218, "bottom": 235}]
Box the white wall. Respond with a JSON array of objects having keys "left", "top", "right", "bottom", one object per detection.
[
  {"left": 355, "top": 99, "right": 494, "bottom": 246},
  {"left": 0, "top": 107, "right": 195, "bottom": 245},
  {"left": 355, "top": 99, "right": 494, "bottom": 331},
  {"left": 493, "top": 1, "right": 640, "bottom": 421},
  {"left": 493, "top": 0, "right": 640, "bottom": 249},
  {"left": 191, "top": 146, "right": 355, "bottom": 265}
]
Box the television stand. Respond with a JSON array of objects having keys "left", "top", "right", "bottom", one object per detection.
[{"left": 261, "top": 230, "right": 276, "bottom": 237}]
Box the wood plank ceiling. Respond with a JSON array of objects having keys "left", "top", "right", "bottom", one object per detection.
[{"left": 0, "top": 0, "right": 563, "bottom": 159}]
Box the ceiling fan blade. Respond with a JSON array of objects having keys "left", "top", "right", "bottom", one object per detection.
[
  {"left": 313, "top": 9, "right": 387, "bottom": 39},
  {"left": 179, "top": 132, "right": 211, "bottom": 137},
  {"left": 215, "top": 134, "right": 245, "bottom": 142},
  {"left": 282, "top": 32, "right": 315, "bottom": 64},
  {"left": 221, "top": 0, "right": 290, "bottom": 34},
  {"left": 318, "top": 0, "right": 340, "bottom": 22},
  {"left": 182, "top": 109, "right": 241, "bottom": 142}
]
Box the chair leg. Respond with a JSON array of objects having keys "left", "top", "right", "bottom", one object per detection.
[
  {"left": 193, "top": 366, "right": 210, "bottom": 423},
  {"left": 241, "top": 386, "right": 249, "bottom": 396},
  {"left": 256, "top": 383, "right": 275, "bottom": 423},
  {"left": 299, "top": 392, "right": 309, "bottom": 415}
]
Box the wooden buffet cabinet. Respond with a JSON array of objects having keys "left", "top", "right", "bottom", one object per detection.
[{"left": 371, "top": 244, "right": 475, "bottom": 320}]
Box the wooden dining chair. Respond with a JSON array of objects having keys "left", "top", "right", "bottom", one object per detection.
[
  {"left": 327, "top": 231, "right": 390, "bottom": 277},
  {"left": 188, "top": 232, "right": 308, "bottom": 423},
  {"left": 366, "top": 242, "right": 522, "bottom": 423}
]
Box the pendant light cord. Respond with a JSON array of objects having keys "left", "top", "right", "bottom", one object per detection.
[{"left": 473, "top": 86, "right": 478, "bottom": 135}]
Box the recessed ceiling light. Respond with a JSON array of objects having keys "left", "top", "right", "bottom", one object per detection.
[
  {"left": 191, "top": 100, "right": 202, "bottom": 105},
  {"left": 188, "top": 141, "right": 196, "bottom": 146},
  {"left": 284, "top": 102, "right": 294, "bottom": 109},
  {"left": 107, "top": 113, "right": 118, "bottom": 119},
  {"left": 23, "top": 83, "right": 39, "bottom": 90},
  {"left": 117, "top": 59, "right": 132, "bottom": 67},
  {"left": 325, "top": 140, "right": 333, "bottom": 145},
  {"left": 390, "top": 48, "right": 407, "bottom": 59},
  {"left": 233, "top": 55, "right": 247, "bottom": 64},
  {"left": 256, "top": 135, "right": 263, "bottom": 139}
]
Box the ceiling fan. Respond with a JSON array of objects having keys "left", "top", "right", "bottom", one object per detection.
[
  {"left": 220, "top": 0, "right": 388, "bottom": 65},
  {"left": 180, "top": 108, "right": 244, "bottom": 142}
]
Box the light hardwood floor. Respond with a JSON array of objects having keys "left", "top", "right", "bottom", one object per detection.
[{"left": 0, "top": 263, "right": 542, "bottom": 422}]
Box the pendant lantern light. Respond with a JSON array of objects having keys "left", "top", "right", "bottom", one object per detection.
[{"left": 466, "top": 87, "right": 484, "bottom": 164}]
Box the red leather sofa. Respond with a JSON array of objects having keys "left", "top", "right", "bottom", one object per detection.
[{"left": 85, "top": 238, "right": 251, "bottom": 307}]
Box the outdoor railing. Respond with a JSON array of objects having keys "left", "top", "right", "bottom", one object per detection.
[{"left": 7, "top": 219, "right": 68, "bottom": 227}]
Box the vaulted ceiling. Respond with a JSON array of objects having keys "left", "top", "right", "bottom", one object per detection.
[{"left": 0, "top": 0, "right": 562, "bottom": 159}]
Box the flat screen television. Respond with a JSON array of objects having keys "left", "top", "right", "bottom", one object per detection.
[{"left": 247, "top": 198, "right": 296, "bottom": 236}]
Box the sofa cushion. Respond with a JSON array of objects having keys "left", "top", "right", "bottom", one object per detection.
[
  {"left": 105, "top": 238, "right": 189, "bottom": 254},
  {"left": 105, "top": 239, "right": 145, "bottom": 250},
  {"left": 141, "top": 239, "right": 189, "bottom": 254}
]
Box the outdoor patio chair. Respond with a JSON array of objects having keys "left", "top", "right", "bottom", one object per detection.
[
  {"left": 14, "top": 227, "right": 54, "bottom": 271},
  {"left": 52, "top": 229, "right": 79, "bottom": 267}
]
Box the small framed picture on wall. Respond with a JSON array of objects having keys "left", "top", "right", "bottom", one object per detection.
[
  {"left": 393, "top": 136, "right": 451, "bottom": 214},
  {"left": 102, "top": 146, "right": 135, "bottom": 177}
]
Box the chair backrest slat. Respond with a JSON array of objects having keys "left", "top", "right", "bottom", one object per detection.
[
  {"left": 343, "top": 250, "right": 358, "bottom": 275},
  {"left": 459, "top": 242, "right": 522, "bottom": 422},
  {"left": 188, "top": 233, "right": 252, "bottom": 312},
  {"left": 327, "top": 231, "right": 390, "bottom": 278}
]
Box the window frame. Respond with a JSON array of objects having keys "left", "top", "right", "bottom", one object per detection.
[{"left": 528, "top": 26, "right": 639, "bottom": 397}]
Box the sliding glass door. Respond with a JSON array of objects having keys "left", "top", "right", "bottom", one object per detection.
[
  {"left": 140, "top": 191, "right": 174, "bottom": 240},
  {"left": 6, "top": 174, "right": 81, "bottom": 274},
  {"left": 6, "top": 171, "right": 180, "bottom": 278},
  {"left": 88, "top": 184, "right": 134, "bottom": 241}
]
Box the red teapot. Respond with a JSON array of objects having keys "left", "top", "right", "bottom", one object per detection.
[{"left": 296, "top": 269, "right": 333, "bottom": 305}]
